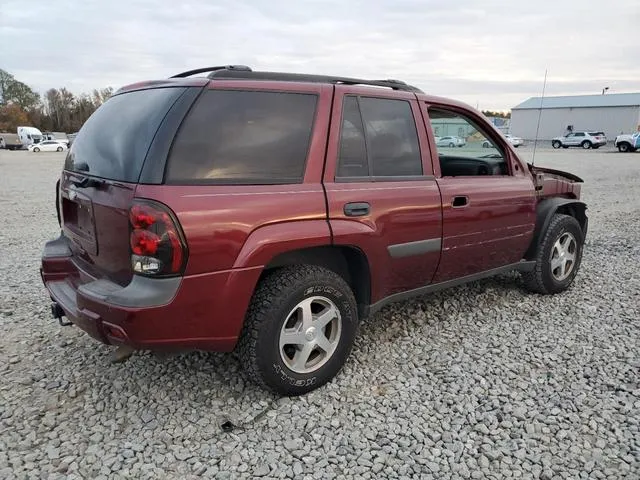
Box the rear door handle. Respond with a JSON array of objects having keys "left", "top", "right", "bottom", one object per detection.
[
  {"left": 344, "top": 202, "right": 370, "bottom": 217},
  {"left": 452, "top": 196, "right": 469, "bottom": 208}
]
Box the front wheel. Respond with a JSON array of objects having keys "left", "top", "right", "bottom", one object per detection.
[
  {"left": 56, "top": 146, "right": 63, "bottom": 152},
  {"left": 449, "top": 142, "right": 455, "bottom": 148},
  {"left": 552, "top": 141, "right": 561, "bottom": 149},
  {"left": 523, "top": 213, "right": 584, "bottom": 294},
  {"left": 33, "top": 147, "right": 40, "bottom": 152},
  {"left": 238, "top": 265, "right": 359, "bottom": 395},
  {"left": 618, "top": 143, "right": 630, "bottom": 153},
  {"left": 581, "top": 141, "right": 592, "bottom": 149}
]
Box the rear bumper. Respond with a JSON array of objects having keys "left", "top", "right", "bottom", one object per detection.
[{"left": 41, "top": 235, "right": 262, "bottom": 352}]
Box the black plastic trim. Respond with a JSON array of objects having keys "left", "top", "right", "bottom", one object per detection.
[
  {"left": 367, "top": 261, "right": 536, "bottom": 316},
  {"left": 335, "top": 175, "right": 436, "bottom": 183},
  {"left": 78, "top": 275, "right": 181, "bottom": 308},
  {"left": 524, "top": 198, "right": 587, "bottom": 259},
  {"left": 138, "top": 86, "right": 205, "bottom": 184},
  {"left": 388, "top": 238, "right": 441, "bottom": 258}
]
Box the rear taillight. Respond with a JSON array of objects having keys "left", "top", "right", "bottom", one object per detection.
[{"left": 129, "top": 200, "right": 187, "bottom": 276}]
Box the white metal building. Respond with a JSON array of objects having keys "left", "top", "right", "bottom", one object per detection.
[{"left": 510, "top": 93, "right": 640, "bottom": 140}]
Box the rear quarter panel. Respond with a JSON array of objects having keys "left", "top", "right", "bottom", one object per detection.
[{"left": 135, "top": 81, "right": 334, "bottom": 275}]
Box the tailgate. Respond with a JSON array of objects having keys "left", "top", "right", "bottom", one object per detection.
[{"left": 60, "top": 173, "right": 137, "bottom": 286}]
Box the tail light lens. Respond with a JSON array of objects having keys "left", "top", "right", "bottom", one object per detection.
[{"left": 129, "top": 200, "right": 187, "bottom": 276}]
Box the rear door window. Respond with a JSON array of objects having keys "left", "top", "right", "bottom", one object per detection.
[
  {"left": 166, "top": 90, "right": 318, "bottom": 184},
  {"left": 336, "top": 96, "right": 422, "bottom": 179},
  {"left": 65, "top": 87, "right": 185, "bottom": 182}
]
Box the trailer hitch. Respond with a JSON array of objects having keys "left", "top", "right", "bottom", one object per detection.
[{"left": 51, "top": 303, "right": 72, "bottom": 326}]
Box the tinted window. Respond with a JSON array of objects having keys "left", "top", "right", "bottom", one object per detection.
[
  {"left": 337, "top": 97, "right": 368, "bottom": 177},
  {"left": 429, "top": 107, "right": 508, "bottom": 177},
  {"left": 65, "top": 87, "right": 185, "bottom": 182},
  {"left": 359, "top": 97, "right": 422, "bottom": 177},
  {"left": 167, "top": 90, "right": 317, "bottom": 184},
  {"left": 575, "top": 132, "right": 585, "bottom": 137}
]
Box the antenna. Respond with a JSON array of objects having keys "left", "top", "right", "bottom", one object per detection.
[{"left": 531, "top": 69, "right": 548, "bottom": 166}]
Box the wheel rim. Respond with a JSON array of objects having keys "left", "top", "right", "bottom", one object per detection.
[
  {"left": 582, "top": 142, "right": 590, "bottom": 149},
  {"left": 279, "top": 296, "right": 342, "bottom": 374},
  {"left": 553, "top": 142, "right": 560, "bottom": 149},
  {"left": 620, "top": 144, "right": 628, "bottom": 152},
  {"left": 550, "top": 232, "right": 577, "bottom": 281}
]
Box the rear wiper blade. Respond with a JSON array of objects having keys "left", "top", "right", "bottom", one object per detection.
[{"left": 70, "top": 175, "right": 105, "bottom": 188}]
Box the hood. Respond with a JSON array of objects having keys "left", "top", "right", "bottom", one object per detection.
[{"left": 528, "top": 164, "right": 583, "bottom": 199}]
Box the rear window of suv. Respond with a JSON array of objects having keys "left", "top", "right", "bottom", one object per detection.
[
  {"left": 65, "top": 87, "right": 185, "bottom": 182},
  {"left": 165, "top": 90, "right": 318, "bottom": 184}
]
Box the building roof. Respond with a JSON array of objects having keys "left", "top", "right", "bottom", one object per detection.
[{"left": 512, "top": 92, "right": 640, "bottom": 110}]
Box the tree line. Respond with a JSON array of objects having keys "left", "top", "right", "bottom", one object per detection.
[{"left": 0, "top": 69, "right": 113, "bottom": 133}]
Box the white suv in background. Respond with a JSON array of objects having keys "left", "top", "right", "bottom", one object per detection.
[
  {"left": 552, "top": 131, "right": 607, "bottom": 149},
  {"left": 614, "top": 132, "right": 639, "bottom": 153}
]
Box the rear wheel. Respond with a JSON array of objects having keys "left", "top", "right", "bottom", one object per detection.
[
  {"left": 56, "top": 146, "right": 63, "bottom": 152},
  {"left": 449, "top": 142, "right": 455, "bottom": 148},
  {"left": 523, "top": 214, "right": 584, "bottom": 294},
  {"left": 238, "top": 265, "right": 359, "bottom": 395},
  {"left": 581, "top": 140, "right": 592, "bottom": 149},
  {"left": 33, "top": 147, "right": 40, "bottom": 152},
  {"left": 618, "top": 142, "right": 630, "bottom": 153},
  {"left": 552, "top": 141, "right": 561, "bottom": 149}
]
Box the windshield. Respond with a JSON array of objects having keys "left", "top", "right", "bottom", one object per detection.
[{"left": 64, "top": 87, "right": 185, "bottom": 182}]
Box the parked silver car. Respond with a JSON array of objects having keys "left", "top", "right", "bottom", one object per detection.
[{"left": 552, "top": 131, "right": 607, "bottom": 149}]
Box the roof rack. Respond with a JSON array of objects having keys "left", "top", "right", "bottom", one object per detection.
[
  {"left": 170, "top": 65, "right": 422, "bottom": 92},
  {"left": 207, "top": 69, "right": 423, "bottom": 93},
  {"left": 170, "top": 65, "right": 252, "bottom": 78}
]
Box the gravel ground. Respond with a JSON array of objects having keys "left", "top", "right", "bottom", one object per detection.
[{"left": 1, "top": 148, "right": 639, "bottom": 479}]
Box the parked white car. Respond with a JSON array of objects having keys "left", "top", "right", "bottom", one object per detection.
[
  {"left": 614, "top": 132, "right": 640, "bottom": 153},
  {"left": 436, "top": 136, "right": 466, "bottom": 147},
  {"left": 483, "top": 133, "right": 524, "bottom": 148},
  {"left": 28, "top": 140, "right": 68, "bottom": 152},
  {"left": 552, "top": 131, "right": 607, "bottom": 149}
]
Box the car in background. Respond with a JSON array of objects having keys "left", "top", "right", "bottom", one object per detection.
[
  {"left": 28, "top": 140, "right": 68, "bottom": 152},
  {"left": 552, "top": 131, "right": 607, "bottom": 150},
  {"left": 483, "top": 133, "right": 524, "bottom": 148},
  {"left": 436, "top": 135, "right": 466, "bottom": 148},
  {"left": 614, "top": 132, "right": 640, "bottom": 153}
]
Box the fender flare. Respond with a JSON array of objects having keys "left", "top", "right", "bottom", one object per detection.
[
  {"left": 524, "top": 198, "right": 587, "bottom": 259},
  {"left": 232, "top": 219, "right": 332, "bottom": 269}
]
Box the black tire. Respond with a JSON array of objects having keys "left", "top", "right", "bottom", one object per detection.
[
  {"left": 56, "top": 146, "right": 63, "bottom": 152},
  {"left": 482, "top": 142, "right": 489, "bottom": 148},
  {"left": 522, "top": 214, "right": 584, "bottom": 295},
  {"left": 618, "top": 143, "right": 630, "bottom": 153},
  {"left": 581, "top": 140, "right": 592, "bottom": 149},
  {"left": 562, "top": 146, "right": 569, "bottom": 149},
  {"left": 449, "top": 142, "right": 455, "bottom": 148},
  {"left": 237, "top": 265, "right": 359, "bottom": 396},
  {"left": 33, "top": 147, "right": 40, "bottom": 152},
  {"left": 552, "top": 141, "right": 561, "bottom": 149}
]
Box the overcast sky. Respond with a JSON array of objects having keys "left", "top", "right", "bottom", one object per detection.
[{"left": 2, "top": 0, "right": 638, "bottom": 110}]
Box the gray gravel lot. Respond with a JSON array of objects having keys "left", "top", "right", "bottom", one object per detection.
[{"left": 1, "top": 147, "right": 639, "bottom": 479}]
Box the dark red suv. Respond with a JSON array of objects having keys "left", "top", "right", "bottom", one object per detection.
[{"left": 41, "top": 65, "right": 588, "bottom": 395}]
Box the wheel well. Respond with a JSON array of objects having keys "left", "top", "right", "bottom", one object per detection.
[
  {"left": 556, "top": 202, "right": 587, "bottom": 233},
  {"left": 525, "top": 199, "right": 587, "bottom": 259},
  {"left": 263, "top": 246, "right": 371, "bottom": 317}
]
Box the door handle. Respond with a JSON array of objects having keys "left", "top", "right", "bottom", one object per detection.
[
  {"left": 452, "top": 196, "right": 469, "bottom": 208},
  {"left": 344, "top": 202, "right": 370, "bottom": 217}
]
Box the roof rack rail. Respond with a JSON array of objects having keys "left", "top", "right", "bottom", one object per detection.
[
  {"left": 206, "top": 69, "right": 423, "bottom": 93},
  {"left": 170, "top": 65, "right": 252, "bottom": 78}
]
